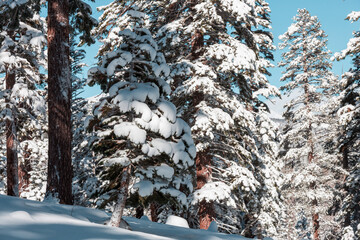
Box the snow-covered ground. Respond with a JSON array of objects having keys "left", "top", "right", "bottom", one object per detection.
[{"left": 0, "top": 195, "right": 253, "bottom": 240}]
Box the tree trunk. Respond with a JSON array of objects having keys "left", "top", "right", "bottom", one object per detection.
[
  {"left": 150, "top": 202, "right": 159, "bottom": 222},
  {"left": 312, "top": 195, "right": 320, "bottom": 240},
  {"left": 109, "top": 166, "right": 131, "bottom": 227},
  {"left": 341, "top": 145, "right": 351, "bottom": 227},
  {"left": 198, "top": 199, "right": 215, "bottom": 230},
  {"left": 46, "top": 0, "right": 73, "bottom": 204},
  {"left": 196, "top": 151, "right": 215, "bottom": 230},
  {"left": 313, "top": 211, "right": 320, "bottom": 240},
  {"left": 5, "top": 71, "right": 18, "bottom": 197},
  {"left": 303, "top": 46, "right": 320, "bottom": 240},
  {"left": 18, "top": 143, "right": 32, "bottom": 195},
  {"left": 188, "top": 13, "right": 213, "bottom": 229}
]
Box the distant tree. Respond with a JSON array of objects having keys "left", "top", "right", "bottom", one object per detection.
[
  {"left": 279, "top": 9, "right": 340, "bottom": 240},
  {"left": 334, "top": 11, "right": 360, "bottom": 240},
  {"left": 88, "top": 7, "right": 195, "bottom": 227}
]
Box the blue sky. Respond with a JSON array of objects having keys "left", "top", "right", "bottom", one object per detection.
[{"left": 80, "top": 0, "right": 360, "bottom": 98}]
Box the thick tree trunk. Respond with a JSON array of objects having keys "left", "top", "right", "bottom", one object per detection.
[
  {"left": 46, "top": 0, "right": 73, "bottom": 204},
  {"left": 188, "top": 14, "right": 214, "bottom": 229},
  {"left": 196, "top": 151, "right": 215, "bottom": 230},
  {"left": 5, "top": 71, "right": 18, "bottom": 197},
  {"left": 109, "top": 167, "right": 131, "bottom": 227}
]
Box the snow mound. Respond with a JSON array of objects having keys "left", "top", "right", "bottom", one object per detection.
[{"left": 165, "top": 215, "right": 189, "bottom": 228}]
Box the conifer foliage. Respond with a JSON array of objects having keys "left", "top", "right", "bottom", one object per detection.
[
  {"left": 142, "top": 0, "right": 282, "bottom": 237},
  {"left": 87, "top": 5, "right": 196, "bottom": 227},
  {"left": 335, "top": 11, "right": 360, "bottom": 240},
  {"left": 279, "top": 9, "right": 339, "bottom": 240},
  {"left": 0, "top": 0, "right": 47, "bottom": 197}
]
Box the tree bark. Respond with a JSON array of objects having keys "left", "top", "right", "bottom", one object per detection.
[
  {"left": 5, "top": 71, "right": 18, "bottom": 197},
  {"left": 18, "top": 143, "right": 32, "bottom": 195},
  {"left": 150, "top": 202, "right": 159, "bottom": 222},
  {"left": 313, "top": 211, "right": 320, "bottom": 240},
  {"left": 196, "top": 151, "right": 215, "bottom": 230},
  {"left": 109, "top": 166, "right": 131, "bottom": 227},
  {"left": 46, "top": 0, "right": 73, "bottom": 204},
  {"left": 303, "top": 41, "right": 319, "bottom": 240},
  {"left": 187, "top": 11, "right": 214, "bottom": 229},
  {"left": 341, "top": 145, "right": 351, "bottom": 227}
]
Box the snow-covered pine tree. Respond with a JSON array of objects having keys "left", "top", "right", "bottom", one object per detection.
[
  {"left": 253, "top": 105, "right": 285, "bottom": 238},
  {"left": 130, "top": 0, "right": 283, "bottom": 237},
  {"left": 0, "top": 0, "right": 47, "bottom": 197},
  {"left": 278, "top": 9, "right": 340, "bottom": 240},
  {"left": 87, "top": 6, "right": 195, "bottom": 227},
  {"left": 70, "top": 22, "right": 102, "bottom": 207},
  {"left": 334, "top": 11, "right": 360, "bottom": 240}
]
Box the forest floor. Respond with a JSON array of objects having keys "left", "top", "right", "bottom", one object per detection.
[{"left": 0, "top": 195, "right": 256, "bottom": 240}]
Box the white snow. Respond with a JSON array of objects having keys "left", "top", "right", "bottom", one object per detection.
[
  {"left": 107, "top": 56, "right": 131, "bottom": 76},
  {"left": 165, "top": 215, "right": 189, "bottom": 228},
  {"left": 0, "top": 195, "right": 169, "bottom": 240},
  {"left": 0, "top": 194, "right": 254, "bottom": 240},
  {"left": 114, "top": 122, "right": 147, "bottom": 144},
  {"left": 347, "top": 11, "right": 360, "bottom": 22},
  {"left": 134, "top": 180, "right": 154, "bottom": 197},
  {"left": 155, "top": 163, "right": 174, "bottom": 179}
]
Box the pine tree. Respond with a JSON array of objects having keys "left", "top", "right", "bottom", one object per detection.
[
  {"left": 279, "top": 9, "right": 340, "bottom": 240},
  {"left": 46, "top": 0, "right": 73, "bottom": 204},
  {"left": 88, "top": 6, "right": 195, "bottom": 227},
  {"left": 133, "top": 0, "right": 283, "bottom": 236},
  {"left": 70, "top": 22, "right": 102, "bottom": 207},
  {"left": 46, "top": 0, "right": 97, "bottom": 204},
  {"left": 0, "top": 0, "right": 47, "bottom": 197},
  {"left": 334, "top": 11, "right": 360, "bottom": 240}
]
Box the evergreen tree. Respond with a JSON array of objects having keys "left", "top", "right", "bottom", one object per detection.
[
  {"left": 88, "top": 6, "right": 195, "bottom": 227},
  {"left": 278, "top": 9, "right": 340, "bottom": 240},
  {"left": 70, "top": 23, "right": 102, "bottom": 208},
  {"left": 46, "top": 0, "right": 73, "bottom": 204},
  {"left": 0, "top": 0, "right": 47, "bottom": 197},
  {"left": 46, "top": 0, "right": 96, "bottom": 204},
  {"left": 334, "top": 11, "right": 360, "bottom": 240},
  {"left": 136, "top": 0, "right": 283, "bottom": 237}
]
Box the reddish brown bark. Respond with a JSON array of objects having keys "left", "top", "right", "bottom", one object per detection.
[
  {"left": 109, "top": 167, "right": 131, "bottom": 227},
  {"left": 46, "top": 0, "right": 73, "bottom": 204},
  {"left": 313, "top": 212, "right": 320, "bottom": 240},
  {"left": 5, "top": 71, "right": 18, "bottom": 197},
  {"left": 196, "top": 151, "right": 212, "bottom": 189},
  {"left": 198, "top": 200, "right": 215, "bottom": 230},
  {"left": 190, "top": 29, "right": 204, "bottom": 60},
  {"left": 150, "top": 202, "right": 159, "bottom": 222},
  {"left": 196, "top": 151, "right": 215, "bottom": 229}
]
